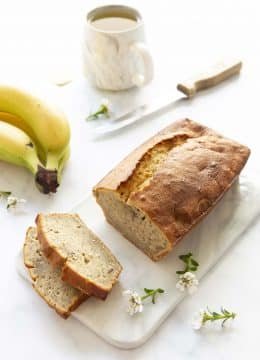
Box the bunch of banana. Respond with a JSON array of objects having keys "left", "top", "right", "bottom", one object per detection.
[{"left": 0, "top": 85, "right": 70, "bottom": 194}]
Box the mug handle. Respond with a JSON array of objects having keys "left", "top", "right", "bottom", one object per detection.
[{"left": 130, "top": 42, "right": 154, "bottom": 87}]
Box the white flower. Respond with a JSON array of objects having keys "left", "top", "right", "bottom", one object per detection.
[
  {"left": 192, "top": 309, "right": 205, "bottom": 330},
  {"left": 6, "top": 195, "right": 26, "bottom": 212},
  {"left": 176, "top": 271, "right": 199, "bottom": 294},
  {"left": 101, "top": 98, "right": 110, "bottom": 109},
  {"left": 123, "top": 289, "right": 143, "bottom": 316},
  {"left": 100, "top": 98, "right": 111, "bottom": 117}
]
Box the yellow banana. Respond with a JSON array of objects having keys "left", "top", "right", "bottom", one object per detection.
[
  {"left": 57, "top": 145, "right": 70, "bottom": 183},
  {"left": 0, "top": 111, "right": 46, "bottom": 160},
  {"left": 0, "top": 85, "right": 70, "bottom": 169},
  {"left": 0, "top": 112, "right": 32, "bottom": 136},
  {"left": 0, "top": 121, "right": 60, "bottom": 193}
]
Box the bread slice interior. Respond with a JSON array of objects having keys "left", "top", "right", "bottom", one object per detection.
[{"left": 23, "top": 227, "right": 87, "bottom": 318}]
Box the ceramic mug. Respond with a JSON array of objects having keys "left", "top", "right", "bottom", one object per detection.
[{"left": 82, "top": 5, "right": 154, "bottom": 91}]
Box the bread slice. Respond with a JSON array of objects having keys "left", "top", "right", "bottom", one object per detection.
[
  {"left": 23, "top": 227, "right": 87, "bottom": 318},
  {"left": 36, "top": 213, "right": 122, "bottom": 300},
  {"left": 93, "top": 119, "right": 250, "bottom": 261}
]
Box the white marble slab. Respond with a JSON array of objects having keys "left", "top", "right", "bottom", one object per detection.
[{"left": 17, "top": 175, "right": 260, "bottom": 349}]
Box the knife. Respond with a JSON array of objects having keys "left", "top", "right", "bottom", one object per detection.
[{"left": 93, "top": 60, "right": 242, "bottom": 137}]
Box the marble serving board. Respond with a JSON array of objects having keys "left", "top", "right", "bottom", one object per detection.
[{"left": 17, "top": 175, "right": 260, "bottom": 349}]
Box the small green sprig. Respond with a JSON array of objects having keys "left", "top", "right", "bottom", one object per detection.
[
  {"left": 141, "top": 288, "right": 165, "bottom": 304},
  {"left": 205, "top": 307, "right": 236, "bottom": 327},
  {"left": 86, "top": 98, "right": 110, "bottom": 121},
  {"left": 193, "top": 307, "right": 236, "bottom": 329},
  {"left": 176, "top": 252, "right": 199, "bottom": 275}
]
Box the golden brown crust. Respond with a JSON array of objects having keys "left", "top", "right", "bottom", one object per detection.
[
  {"left": 93, "top": 119, "right": 207, "bottom": 193},
  {"left": 60, "top": 292, "right": 88, "bottom": 318},
  {"left": 61, "top": 265, "right": 108, "bottom": 300},
  {"left": 36, "top": 214, "right": 65, "bottom": 268},
  {"left": 23, "top": 227, "right": 88, "bottom": 319},
  {"left": 35, "top": 214, "right": 122, "bottom": 299},
  {"left": 94, "top": 119, "right": 250, "bottom": 260}
]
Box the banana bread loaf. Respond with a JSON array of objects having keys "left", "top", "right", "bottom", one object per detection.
[{"left": 93, "top": 119, "right": 250, "bottom": 261}]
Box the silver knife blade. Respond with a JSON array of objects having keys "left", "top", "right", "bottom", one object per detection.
[{"left": 92, "top": 90, "right": 183, "bottom": 137}]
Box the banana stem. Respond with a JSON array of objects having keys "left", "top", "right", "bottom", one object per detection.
[
  {"left": 35, "top": 149, "right": 69, "bottom": 193},
  {"left": 35, "top": 165, "right": 59, "bottom": 194},
  {"left": 25, "top": 154, "right": 59, "bottom": 194}
]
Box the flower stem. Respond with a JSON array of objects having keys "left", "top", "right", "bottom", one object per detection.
[
  {"left": 141, "top": 288, "right": 164, "bottom": 304},
  {"left": 141, "top": 294, "right": 152, "bottom": 300},
  {"left": 87, "top": 104, "right": 109, "bottom": 121}
]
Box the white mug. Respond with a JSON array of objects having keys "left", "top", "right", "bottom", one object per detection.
[{"left": 82, "top": 5, "right": 154, "bottom": 91}]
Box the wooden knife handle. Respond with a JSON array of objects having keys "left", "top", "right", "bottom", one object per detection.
[{"left": 177, "top": 60, "right": 242, "bottom": 97}]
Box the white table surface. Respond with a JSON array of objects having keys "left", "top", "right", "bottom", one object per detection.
[{"left": 1, "top": 1, "right": 260, "bottom": 359}]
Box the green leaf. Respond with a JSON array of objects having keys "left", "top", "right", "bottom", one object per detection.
[
  {"left": 0, "top": 191, "right": 11, "bottom": 197},
  {"left": 190, "top": 266, "right": 197, "bottom": 271},
  {"left": 176, "top": 270, "right": 185, "bottom": 275},
  {"left": 191, "top": 259, "right": 199, "bottom": 266},
  {"left": 144, "top": 288, "right": 153, "bottom": 294},
  {"left": 177, "top": 252, "right": 199, "bottom": 275},
  {"left": 157, "top": 288, "right": 165, "bottom": 293},
  {"left": 222, "top": 318, "right": 228, "bottom": 327},
  {"left": 221, "top": 306, "right": 229, "bottom": 315}
]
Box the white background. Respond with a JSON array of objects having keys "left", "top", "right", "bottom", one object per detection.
[{"left": 0, "top": 1, "right": 260, "bottom": 359}]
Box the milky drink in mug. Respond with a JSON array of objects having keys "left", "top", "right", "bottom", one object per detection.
[{"left": 83, "top": 5, "right": 154, "bottom": 90}]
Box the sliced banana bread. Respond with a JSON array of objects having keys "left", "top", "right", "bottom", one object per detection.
[
  {"left": 36, "top": 213, "right": 122, "bottom": 300},
  {"left": 23, "top": 227, "right": 87, "bottom": 318},
  {"left": 93, "top": 119, "right": 250, "bottom": 261}
]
